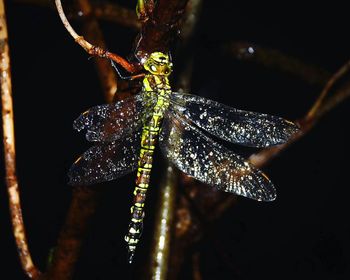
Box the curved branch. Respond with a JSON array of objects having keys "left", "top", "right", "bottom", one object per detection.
[
  {"left": 54, "top": 0, "right": 138, "bottom": 73},
  {"left": 0, "top": 0, "right": 41, "bottom": 278},
  {"left": 306, "top": 59, "right": 350, "bottom": 119}
]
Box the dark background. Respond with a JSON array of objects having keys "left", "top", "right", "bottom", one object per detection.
[{"left": 1, "top": 1, "right": 349, "bottom": 279}]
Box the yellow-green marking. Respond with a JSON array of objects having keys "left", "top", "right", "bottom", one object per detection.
[{"left": 124, "top": 52, "right": 172, "bottom": 263}]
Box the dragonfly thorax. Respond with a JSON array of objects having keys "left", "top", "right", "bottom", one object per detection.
[{"left": 143, "top": 52, "right": 173, "bottom": 76}]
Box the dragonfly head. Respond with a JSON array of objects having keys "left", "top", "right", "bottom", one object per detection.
[{"left": 143, "top": 52, "right": 173, "bottom": 76}]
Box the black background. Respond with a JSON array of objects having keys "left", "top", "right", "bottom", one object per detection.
[{"left": 1, "top": 1, "right": 349, "bottom": 279}]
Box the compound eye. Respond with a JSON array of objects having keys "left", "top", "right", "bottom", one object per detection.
[{"left": 151, "top": 65, "right": 157, "bottom": 72}]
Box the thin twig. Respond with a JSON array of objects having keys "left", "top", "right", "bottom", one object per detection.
[
  {"left": 226, "top": 41, "right": 331, "bottom": 87},
  {"left": 316, "top": 79, "right": 350, "bottom": 118},
  {"left": 149, "top": 165, "right": 178, "bottom": 280},
  {"left": 0, "top": 0, "right": 41, "bottom": 278},
  {"left": 54, "top": 0, "right": 138, "bottom": 73},
  {"left": 306, "top": 59, "right": 350, "bottom": 119},
  {"left": 76, "top": 0, "right": 117, "bottom": 103}
]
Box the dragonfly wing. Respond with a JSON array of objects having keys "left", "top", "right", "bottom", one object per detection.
[
  {"left": 68, "top": 131, "right": 141, "bottom": 185},
  {"left": 159, "top": 111, "right": 276, "bottom": 201},
  {"left": 74, "top": 92, "right": 156, "bottom": 142},
  {"left": 169, "top": 92, "right": 299, "bottom": 147}
]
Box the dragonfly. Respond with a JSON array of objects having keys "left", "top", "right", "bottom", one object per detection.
[{"left": 68, "top": 52, "right": 299, "bottom": 263}]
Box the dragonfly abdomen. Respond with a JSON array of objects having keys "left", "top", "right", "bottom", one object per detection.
[
  {"left": 125, "top": 114, "right": 163, "bottom": 263},
  {"left": 125, "top": 67, "right": 171, "bottom": 263}
]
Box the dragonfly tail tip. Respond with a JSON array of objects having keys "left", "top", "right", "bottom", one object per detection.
[{"left": 128, "top": 250, "right": 135, "bottom": 264}]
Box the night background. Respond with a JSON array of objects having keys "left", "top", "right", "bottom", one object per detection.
[{"left": 1, "top": 1, "right": 349, "bottom": 279}]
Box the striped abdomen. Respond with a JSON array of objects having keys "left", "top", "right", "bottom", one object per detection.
[{"left": 125, "top": 75, "right": 170, "bottom": 263}]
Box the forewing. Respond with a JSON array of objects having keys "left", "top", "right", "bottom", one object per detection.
[
  {"left": 74, "top": 92, "right": 156, "bottom": 142},
  {"left": 159, "top": 112, "right": 276, "bottom": 201},
  {"left": 169, "top": 92, "right": 299, "bottom": 147},
  {"left": 68, "top": 131, "right": 141, "bottom": 185}
]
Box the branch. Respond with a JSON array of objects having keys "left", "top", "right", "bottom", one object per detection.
[
  {"left": 316, "top": 79, "right": 350, "bottom": 118},
  {"left": 306, "top": 59, "right": 350, "bottom": 119},
  {"left": 148, "top": 165, "right": 178, "bottom": 279},
  {"left": 0, "top": 0, "right": 41, "bottom": 278},
  {"left": 54, "top": 0, "right": 139, "bottom": 73}
]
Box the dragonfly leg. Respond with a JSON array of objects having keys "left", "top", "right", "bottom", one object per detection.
[{"left": 110, "top": 60, "right": 145, "bottom": 80}]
